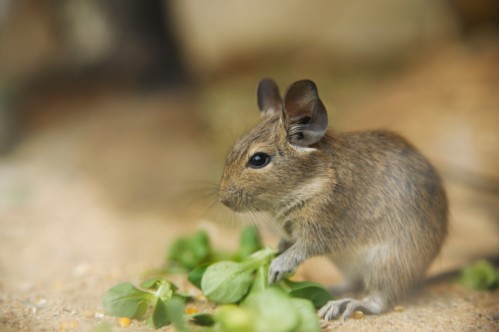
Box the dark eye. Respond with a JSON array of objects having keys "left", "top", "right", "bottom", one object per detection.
[{"left": 248, "top": 152, "right": 271, "bottom": 169}]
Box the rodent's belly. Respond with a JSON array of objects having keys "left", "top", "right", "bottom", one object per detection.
[
  {"left": 326, "top": 248, "right": 360, "bottom": 276},
  {"left": 327, "top": 243, "right": 391, "bottom": 277}
]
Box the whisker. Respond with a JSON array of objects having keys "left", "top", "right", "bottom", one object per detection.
[
  {"left": 177, "top": 180, "right": 218, "bottom": 199},
  {"left": 199, "top": 197, "right": 221, "bottom": 218},
  {"left": 229, "top": 210, "right": 238, "bottom": 229},
  {"left": 238, "top": 209, "right": 276, "bottom": 235},
  {"left": 238, "top": 211, "right": 258, "bottom": 228}
]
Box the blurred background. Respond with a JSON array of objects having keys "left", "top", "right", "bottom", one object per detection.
[{"left": 0, "top": 0, "right": 498, "bottom": 330}]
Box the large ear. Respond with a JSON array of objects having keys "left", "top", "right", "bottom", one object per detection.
[
  {"left": 257, "top": 78, "right": 283, "bottom": 117},
  {"left": 283, "top": 80, "right": 328, "bottom": 146}
]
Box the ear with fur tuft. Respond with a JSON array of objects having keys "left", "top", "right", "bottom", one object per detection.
[
  {"left": 257, "top": 78, "right": 283, "bottom": 117},
  {"left": 283, "top": 80, "right": 328, "bottom": 146}
]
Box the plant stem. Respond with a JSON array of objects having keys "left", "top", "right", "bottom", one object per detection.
[
  {"left": 240, "top": 247, "right": 276, "bottom": 272},
  {"left": 154, "top": 281, "right": 170, "bottom": 299}
]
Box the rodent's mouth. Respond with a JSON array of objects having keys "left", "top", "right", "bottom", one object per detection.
[{"left": 219, "top": 196, "right": 267, "bottom": 213}]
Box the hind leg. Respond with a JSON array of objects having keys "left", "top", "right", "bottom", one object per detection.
[
  {"left": 320, "top": 245, "right": 405, "bottom": 320},
  {"left": 320, "top": 269, "right": 387, "bottom": 320},
  {"left": 328, "top": 278, "right": 361, "bottom": 298},
  {"left": 318, "top": 292, "right": 387, "bottom": 320}
]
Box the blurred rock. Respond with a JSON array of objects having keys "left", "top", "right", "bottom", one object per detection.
[
  {"left": 0, "top": 0, "right": 60, "bottom": 82},
  {"left": 0, "top": 0, "right": 187, "bottom": 88},
  {"left": 0, "top": 85, "right": 18, "bottom": 155},
  {"left": 449, "top": 0, "right": 499, "bottom": 35},
  {"left": 338, "top": 42, "right": 499, "bottom": 181},
  {"left": 172, "top": 0, "right": 457, "bottom": 75}
]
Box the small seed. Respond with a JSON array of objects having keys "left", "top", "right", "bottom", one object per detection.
[
  {"left": 82, "top": 310, "right": 94, "bottom": 318},
  {"left": 185, "top": 307, "right": 198, "bottom": 315},
  {"left": 118, "top": 317, "right": 132, "bottom": 327},
  {"left": 394, "top": 305, "right": 405, "bottom": 312},
  {"left": 58, "top": 320, "right": 79, "bottom": 331},
  {"left": 352, "top": 310, "right": 364, "bottom": 319}
]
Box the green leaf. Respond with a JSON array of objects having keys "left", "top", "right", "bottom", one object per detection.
[
  {"left": 191, "top": 230, "right": 211, "bottom": 259},
  {"left": 140, "top": 278, "right": 163, "bottom": 290},
  {"left": 190, "top": 313, "right": 216, "bottom": 326},
  {"left": 291, "top": 298, "right": 321, "bottom": 332},
  {"left": 281, "top": 280, "right": 333, "bottom": 308},
  {"left": 458, "top": 260, "right": 499, "bottom": 290},
  {"left": 237, "top": 226, "right": 262, "bottom": 260},
  {"left": 167, "top": 297, "right": 187, "bottom": 332},
  {"left": 173, "top": 293, "right": 192, "bottom": 302},
  {"left": 201, "top": 248, "right": 276, "bottom": 304},
  {"left": 215, "top": 305, "right": 254, "bottom": 332},
  {"left": 102, "top": 282, "right": 152, "bottom": 318},
  {"left": 201, "top": 261, "right": 253, "bottom": 303},
  {"left": 244, "top": 288, "right": 300, "bottom": 332},
  {"left": 167, "top": 230, "right": 212, "bottom": 271},
  {"left": 187, "top": 263, "right": 210, "bottom": 289},
  {"left": 151, "top": 298, "right": 171, "bottom": 328},
  {"left": 248, "top": 264, "right": 268, "bottom": 296}
]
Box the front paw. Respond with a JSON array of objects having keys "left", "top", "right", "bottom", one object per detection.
[{"left": 268, "top": 255, "right": 296, "bottom": 284}]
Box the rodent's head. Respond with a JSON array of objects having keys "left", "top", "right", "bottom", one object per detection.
[{"left": 219, "top": 79, "right": 334, "bottom": 212}]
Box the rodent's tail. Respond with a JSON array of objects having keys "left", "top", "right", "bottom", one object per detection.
[
  {"left": 421, "top": 254, "right": 499, "bottom": 287},
  {"left": 441, "top": 164, "right": 499, "bottom": 197}
]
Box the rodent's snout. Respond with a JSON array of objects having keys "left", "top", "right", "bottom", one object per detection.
[
  {"left": 218, "top": 187, "right": 234, "bottom": 209},
  {"left": 218, "top": 194, "right": 232, "bottom": 209},
  {"left": 218, "top": 183, "right": 242, "bottom": 211}
]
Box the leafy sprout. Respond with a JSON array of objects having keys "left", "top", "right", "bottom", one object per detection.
[
  {"left": 102, "top": 226, "right": 330, "bottom": 331},
  {"left": 166, "top": 230, "right": 213, "bottom": 272},
  {"left": 102, "top": 278, "right": 187, "bottom": 329},
  {"left": 201, "top": 248, "right": 275, "bottom": 304},
  {"left": 458, "top": 259, "right": 498, "bottom": 290}
]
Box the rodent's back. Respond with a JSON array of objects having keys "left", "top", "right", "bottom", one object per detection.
[{"left": 323, "top": 129, "right": 448, "bottom": 265}]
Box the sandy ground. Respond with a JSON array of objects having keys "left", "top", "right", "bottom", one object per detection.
[{"left": 1, "top": 41, "right": 499, "bottom": 331}]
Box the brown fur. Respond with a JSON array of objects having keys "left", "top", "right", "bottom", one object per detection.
[{"left": 218, "top": 79, "right": 448, "bottom": 319}]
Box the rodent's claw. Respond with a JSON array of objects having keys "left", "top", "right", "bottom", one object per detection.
[
  {"left": 268, "top": 269, "right": 283, "bottom": 284},
  {"left": 268, "top": 256, "right": 295, "bottom": 284},
  {"left": 268, "top": 264, "right": 286, "bottom": 284}
]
